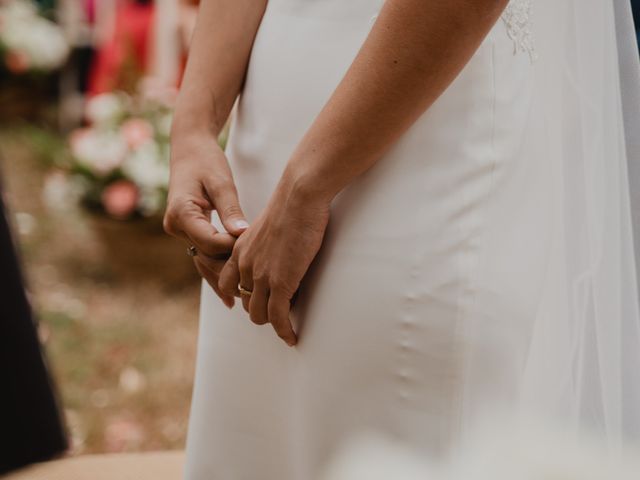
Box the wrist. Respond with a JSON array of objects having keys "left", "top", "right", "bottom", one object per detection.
[
  {"left": 276, "top": 163, "right": 338, "bottom": 210},
  {"left": 170, "top": 114, "right": 220, "bottom": 142},
  {"left": 171, "top": 93, "right": 224, "bottom": 139}
]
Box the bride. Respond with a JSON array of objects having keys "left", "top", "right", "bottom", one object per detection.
[{"left": 164, "top": 0, "right": 640, "bottom": 477}]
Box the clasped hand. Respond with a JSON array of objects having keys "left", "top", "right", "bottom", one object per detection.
[
  {"left": 164, "top": 136, "right": 329, "bottom": 347},
  {"left": 218, "top": 188, "right": 329, "bottom": 346}
]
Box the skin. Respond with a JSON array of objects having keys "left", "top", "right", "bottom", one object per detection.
[{"left": 165, "top": 0, "right": 510, "bottom": 346}]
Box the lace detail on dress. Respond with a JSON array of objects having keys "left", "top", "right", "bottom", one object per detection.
[{"left": 501, "top": 0, "right": 537, "bottom": 62}]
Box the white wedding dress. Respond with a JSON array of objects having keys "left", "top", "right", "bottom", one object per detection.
[{"left": 185, "top": 1, "right": 640, "bottom": 478}]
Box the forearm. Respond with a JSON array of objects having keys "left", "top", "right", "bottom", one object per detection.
[
  {"left": 280, "top": 0, "right": 509, "bottom": 203},
  {"left": 171, "top": 0, "right": 268, "bottom": 139}
]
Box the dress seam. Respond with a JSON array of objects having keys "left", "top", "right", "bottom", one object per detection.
[{"left": 451, "top": 35, "right": 501, "bottom": 446}]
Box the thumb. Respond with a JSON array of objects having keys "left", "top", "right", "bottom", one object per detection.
[{"left": 209, "top": 181, "right": 249, "bottom": 236}]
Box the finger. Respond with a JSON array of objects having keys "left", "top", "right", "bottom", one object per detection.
[
  {"left": 184, "top": 221, "right": 237, "bottom": 257},
  {"left": 194, "top": 258, "right": 235, "bottom": 309},
  {"left": 241, "top": 291, "right": 251, "bottom": 313},
  {"left": 176, "top": 200, "right": 237, "bottom": 256},
  {"left": 248, "top": 281, "right": 269, "bottom": 325},
  {"left": 267, "top": 290, "right": 297, "bottom": 346},
  {"left": 238, "top": 258, "right": 254, "bottom": 312},
  {"left": 206, "top": 180, "right": 250, "bottom": 237},
  {"left": 195, "top": 254, "right": 228, "bottom": 275},
  {"left": 218, "top": 255, "right": 242, "bottom": 298}
]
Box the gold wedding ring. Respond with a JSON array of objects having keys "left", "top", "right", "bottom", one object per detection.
[{"left": 238, "top": 284, "right": 253, "bottom": 296}]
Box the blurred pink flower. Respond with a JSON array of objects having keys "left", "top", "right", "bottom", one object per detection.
[
  {"left": 120, "top": 118, "right": 154, "bottom": 149},
  {"left": 104, "top": 417, "right": 145, "bottom": 452},
  {"left": 5, "top": 50, "right": 29, "bottom": 73},
  {"left": 101, "top": 180, "right": 139, "bottom": 219}
]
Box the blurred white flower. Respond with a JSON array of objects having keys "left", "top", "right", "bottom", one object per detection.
[
  {"left": 70, "top": 128, "right": 128, "bottom": 176},
  {"left": 3, "top": 0, "right": 37, "bottom": 17},
  {"left": 119, "top": 366, "right": 146, "bottom": 394},
  {"left": 121, "top": 141, "right": 169, "bottom": 190},
  {"left": 42, "top": 171, "right": 81, "bottom": 211},
  {"left": 14, "top": 211, "right": 36, "bottom": 236},
  {"left": 65, "top": 408, "right": 86, "bottom": 454},
  {"left": 0, "top": 1, "right": 69, "bottom": 71},
  {"left": 138, "top": 187, "right": 165, "bottom": 217},
  {"left": 85, "top": 93, "right": 126, "bottom": 126}
]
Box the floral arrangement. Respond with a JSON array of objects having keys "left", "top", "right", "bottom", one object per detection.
[
  {"left": 67, "top": 85, "right": 176, "bottom": 220},
  {"left": 0, "top": 0, "right": 69, "bottom": 74}
]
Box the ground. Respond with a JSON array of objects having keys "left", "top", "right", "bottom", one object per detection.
[{"left": 0, "top": 128, "right": 200, "bottom": 454}]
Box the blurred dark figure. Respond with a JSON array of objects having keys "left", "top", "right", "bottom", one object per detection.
[{"left": 0, "top": 182, "right": 67, "bottom": 474}]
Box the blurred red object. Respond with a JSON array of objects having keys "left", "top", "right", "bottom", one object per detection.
[
  {"left": 101, "top": 180, "right": 139, "bottom": 219},
  {"left": 88, "top": 0, "right": 155, "bottom": 96},
  {"left": 5, "top": 51, "right": 30, "bottom": 74}
]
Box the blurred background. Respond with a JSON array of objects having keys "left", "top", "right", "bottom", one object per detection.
[{"left": 0, "top": 0, "right": 210, "bottom": 457}]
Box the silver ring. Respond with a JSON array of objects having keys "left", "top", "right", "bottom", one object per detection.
[
  {"left": 187, "top": 245, "right": 198, "bottom": 257},
  {"left": 238, "top": 284, "right": 253, "bottom": 296}
]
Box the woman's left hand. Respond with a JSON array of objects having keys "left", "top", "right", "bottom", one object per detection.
[{"left": 218, "top": 180, "right": 331, "bottom": 346}]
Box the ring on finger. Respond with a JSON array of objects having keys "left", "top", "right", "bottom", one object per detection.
[{"left": 238, "top": 284, "right": 253, "bottom": 296}]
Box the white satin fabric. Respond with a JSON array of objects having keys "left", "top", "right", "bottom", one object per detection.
[{"left": 185, "top": 1, "right": 640, "bottom": 478}]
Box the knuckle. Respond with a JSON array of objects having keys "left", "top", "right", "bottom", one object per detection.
[
  {"left": 219, "top": 203, "right": 243, "bottom": 219},
  {"left": 237, "top": 257, "right": 252, "bottom": 277},
  {"left": 206, "top": 175, "right": 234, "bottom": 193},
  {"left": 270, "top": 278, "right": 294, "bottom": 298},
  {"left": 166, "top": 194, "right": 188, "bottom": 212},
  {"left": 163, "top": 197, "right": 192, "bottom": 231},
  {"left": 162, "top": 213, "right": 175, "bottom": 235},
  {"left": 253, "top": 271, "right": 269, "bottom": 286}
]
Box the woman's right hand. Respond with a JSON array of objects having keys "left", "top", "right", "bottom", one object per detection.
[{"left": 164, "top": 132, "right": 249, "bottom": 309}]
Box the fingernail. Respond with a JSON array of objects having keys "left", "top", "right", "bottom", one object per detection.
[{"left": 234, "top": 219, "right": 249, "bottom": 230}]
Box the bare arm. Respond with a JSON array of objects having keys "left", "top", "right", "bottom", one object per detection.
[
  {"left": 172, "top": 0, "right": 268, "bottom": 137},
  {"left": 279, "top": 0, "right": 510, "bottom": 203},
  {"left": 218, "top": 0, "right": 511, "bottom": 345},
  {"left": 165, "top": 0, "right": 268, "bottom": 308}
]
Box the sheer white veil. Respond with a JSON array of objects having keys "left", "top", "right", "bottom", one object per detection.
[
  {"left": 613, "top": 0, "right": 640, "bottom": 442},
  {"left": 458, "top": 0, "right": 640, "bottom": 452}
]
